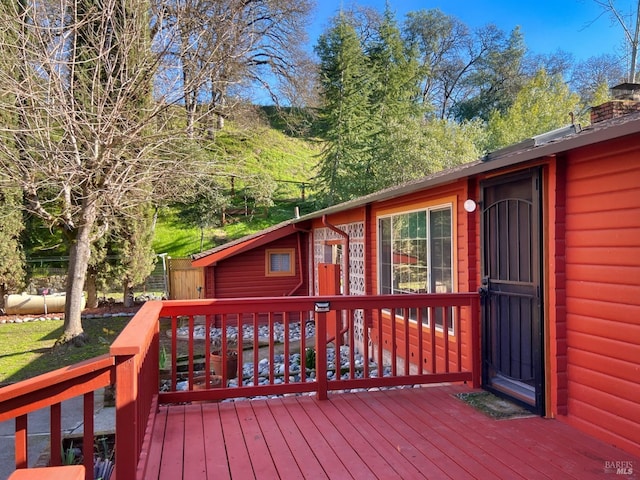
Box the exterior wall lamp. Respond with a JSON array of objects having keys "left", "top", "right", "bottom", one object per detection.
[{"left": 463, "top": 199, "right": 477, "bottom": 213}]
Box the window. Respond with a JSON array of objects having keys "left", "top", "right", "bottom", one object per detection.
[
  {"left": 378, "top": 205, "right": 454, "bottom": 332},
  {"left": 266, "top": 249, "right": 295, "bottom": 276}
]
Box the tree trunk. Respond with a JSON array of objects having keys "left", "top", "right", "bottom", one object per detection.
[
  {"left": 631, "top": 0, "right": 640, "bottom": 82},
  {"left": 61, "top": 202, "right": 97, "bottom": 345},
  {"left": 123, "top": 279, "right": 135, "bottom": 308},
  {"left": 86, "top": 269, "right": 99, "bottom": 309}
]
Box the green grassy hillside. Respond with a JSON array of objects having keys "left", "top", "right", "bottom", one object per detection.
[{"left": 152, "top": 109, "right": 320, "bottom": 258}]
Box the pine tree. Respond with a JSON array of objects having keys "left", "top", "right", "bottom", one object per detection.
[
  {"left": 366, "top": 6, "right": 423, "bottom": 190},
  {"left": 0, "top": 186, "right": 25, "bottom": 309},
  {"left": 314, "top": 15, "right": 375, "bottom": 205}
]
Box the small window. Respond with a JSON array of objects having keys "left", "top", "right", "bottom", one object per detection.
[{"left": 266, "top": 249, "right": 295, "bottom": 276}]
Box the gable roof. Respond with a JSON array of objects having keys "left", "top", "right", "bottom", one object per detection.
[
  {"left": 192, "top": 112, "right": 640, "bottom": 267},
  {"left": 191, "top": 219, "right": 310, "bottom": 267}
]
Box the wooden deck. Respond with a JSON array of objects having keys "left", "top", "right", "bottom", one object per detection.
[{"left": 142, "top": 384, "right": 639, "bottom": 479}]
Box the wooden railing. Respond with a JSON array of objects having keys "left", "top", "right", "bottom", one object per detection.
[
  {"left": 153, "top": 294, "right": 481, "bottom": 405},
  {"left": 0, "top": 355, "right": 115, "bottom": 480},
  {"left": 0, "top": 293, "right": 480, "bottom": 480}
]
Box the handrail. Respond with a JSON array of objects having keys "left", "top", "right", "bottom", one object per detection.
[
  {"left": 0, "top": 355, "right": 115, "bottom": 479},
  {"left": 0, "top": 293, "right": 481, "bottom": 480},
  {"left": 155, "top": 293, "right": 480, "bottom": 405},
  {"left": 110, "top": 301, "right": 162, "bottom": 480}
]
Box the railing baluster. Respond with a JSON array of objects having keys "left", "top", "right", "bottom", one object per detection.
[
  {"left": 315, "top": 310, "right": 328, "bottom": 400},
  {"left": 15, "top": 414, "right": 27, "bottom": 469},
  {"left": 430, "top": 307, "right": 437, "bottom": 374},
  {"left": 417, "top": 308, "right": 425, "bottom": 374},
  {"left": 221, "top": 314, "right": 228, "bottom": 382},
  {"left": 284, "top": 312, "right": 290, "bottom": 384},
  {"left": 457, "top": 306, "right": 463, "bottom": 372},
  {"left": 444, "top": 307, "right": 450, "bottom": 373},
  {"left": 171, "top": 316, "right": 177, "bottom": 391},
  {"left": 376, "top": 308, "right": 383, "bottom": 378},
  {"left": 268, "top": 312, "right": 274, "bottom": 384},
  {"left": 348, "top": 309, "right": 355, "bottom": 380},
  {"left": 83, "top": 392, "right": 94, "bottom": 480},
  {"left": 391, "top": 309, "right": 397, "bottom": 377},
  {"left": 299, "top": 312, "right": 306, "bottom": 383},
  {"left": 188, "top": 315, "right": 195, "bottom": 390},
  {"left": 403, "top": 308, "right": 410, "bottom": 376},
  {"left": 252, "top": 313, "right": 259, "bottom": 387},
  {"left": 363, "top": 310, "right": 370, "bottom": 379},
  {"left": 50, "top": 403, "right": 62, "bottom": 467},
  {"left": 205, "top": 314, "right": 212, "bottom": 389}
]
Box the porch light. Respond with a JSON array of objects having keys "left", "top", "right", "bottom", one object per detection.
[{"left": 463, "top": 199, "right": 477, "bottom": 212}]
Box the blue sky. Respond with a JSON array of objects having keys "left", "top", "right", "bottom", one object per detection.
[{"left": 307, "top": 0, "right": 632, "bottom": 64}]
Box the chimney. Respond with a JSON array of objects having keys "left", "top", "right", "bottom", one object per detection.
[{"left": 590, "top": 83, "right": 640, "bottom": 124}]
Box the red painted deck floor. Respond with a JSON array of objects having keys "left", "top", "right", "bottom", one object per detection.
[{"left": 144, "top": 384, "right": 639, "bottom": 479}]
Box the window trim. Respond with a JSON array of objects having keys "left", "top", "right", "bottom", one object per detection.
[
  {"left": 265, "top": 248, "right": 296, "bottom": 277},
  {"left": 376, "top": 200, "right": 456, "bottom": 334}
]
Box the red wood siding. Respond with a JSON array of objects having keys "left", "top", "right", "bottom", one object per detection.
[
  {"left": 208, "top": 234, "right": 309, "bottom": 298},
  {"left": 548, "top": 158, "right": 569, "bottom": 416},
  {"left": 563, "top": 136, "right": 640, "bottom": 457},
  {"left": 311, "top": 207, "right": 367, "bottom": 228}
]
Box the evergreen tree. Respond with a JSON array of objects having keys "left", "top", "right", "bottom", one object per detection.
[
  {"left": 119, "top": 208, "right": 157, "bottom": 308},
  {"left": 366, "top": 5, "right": 423, "bottom": 191},
  {"left": 314, "top": 15, "right": 375, "bottom": 204},
  {"left": 0, "top": 186, "right": 25, "bottom": 308}
]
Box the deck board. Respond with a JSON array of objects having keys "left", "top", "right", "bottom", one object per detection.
[
  {"left": 147, "top": 384, "right": 639, "bottom": 480},
  {"left": 265, "top": 399, "right": 329, "bottom": 480},
  {"left": 201, "top": 404, "right": 231, "bottom": 480}
]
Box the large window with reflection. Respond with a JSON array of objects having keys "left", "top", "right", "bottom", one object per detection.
[{"left": 378, "top": 205, "right": 454, "bottom": 332}]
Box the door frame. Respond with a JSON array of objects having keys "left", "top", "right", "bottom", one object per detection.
[{"left": 479, "top": 168, "right": 545, "bottom": 414}]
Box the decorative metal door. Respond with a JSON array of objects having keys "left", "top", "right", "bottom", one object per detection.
[{"left": 480, "top": 170, "right": 544, "bottom": 413}]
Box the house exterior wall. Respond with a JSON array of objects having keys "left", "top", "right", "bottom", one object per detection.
[
  {"left": 206, "top": 233, "right": 309, "bottom": 298},
  {"left": 367, "top": 181, "right": 476, "bottom": 372},
  {"left": 311, "top": 214, "right": 368, "bottom": 352},
  {"left": 562, "top": 135, "right": 640, "bottom": 456}
]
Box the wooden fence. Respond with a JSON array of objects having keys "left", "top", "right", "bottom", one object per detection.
[{"left": 167, "top": 258, "right": 204, "bottom": 300}]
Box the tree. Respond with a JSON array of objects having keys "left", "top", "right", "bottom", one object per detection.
[
  {"left": 119, "top": 209, "right": 157, "bottom": 308},
  {"left": 451, "top": 26, "right": 526, "bottom": 121},
  {"left": 0, "top": 1, "right": 210, "bottom": 344},
  {"left": 592, "top": 0, "right": 640, "bottom": 82},
  {"left": 314, "top": 14, "right": 375, "bottom": 204},
  {"left": 0, "top": 186, "right": 26, "bottom": 308},
  {"left": 402, "top": 9, "right": 526, "bottom": 121},
  {"left": 158, "top": 0, "right": 314, "bottom": 136},
  {"left": 484, "top": 69, "right": 580, "bottom": 151},
  {"left": 571, "top": 53, "right": 626, "bottom": 110},
  {"left": 177, "top": 178, "right": 228, "bottom": 251},
  {"left": 366, "top": 5, "right": 423, "bottom": 192}
]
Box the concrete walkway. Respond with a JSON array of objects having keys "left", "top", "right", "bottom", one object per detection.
[{"left": 0, "top": 391, "right": 114, "bottom": 480}]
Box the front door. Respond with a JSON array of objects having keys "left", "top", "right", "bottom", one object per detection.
[{"left": 480, "top": 170, "right": 544, "bottom": 413}]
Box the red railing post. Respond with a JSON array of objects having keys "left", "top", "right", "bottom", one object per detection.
[
  {"left": 83, "top": 392, "right": 94, "bottom": 480},
  {"left": 315, "top": 309, "right": 328, "bottom": 401},
  {"left": 471, "top": 296, "right": 481, "bottom": 388},
  {"left": 15, "top": 415, "right": 27, "bottom": 469},
  {"left": 114, "top": 355, "right": 138, "bottom": 480},
  {"left": 49, "top": 403, "right": 62, "bottom": 467}
]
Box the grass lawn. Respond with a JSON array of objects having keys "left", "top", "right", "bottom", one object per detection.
[{"left": 0, "top": 316, "right": 130, "bottom": 385}]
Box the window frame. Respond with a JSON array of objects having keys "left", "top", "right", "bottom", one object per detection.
[
  {"left": 377, "top": 202, "right": 456, "bottom": 334},
  {"left": 265, "top": 248, "right": 296, "bottom": 277}
]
